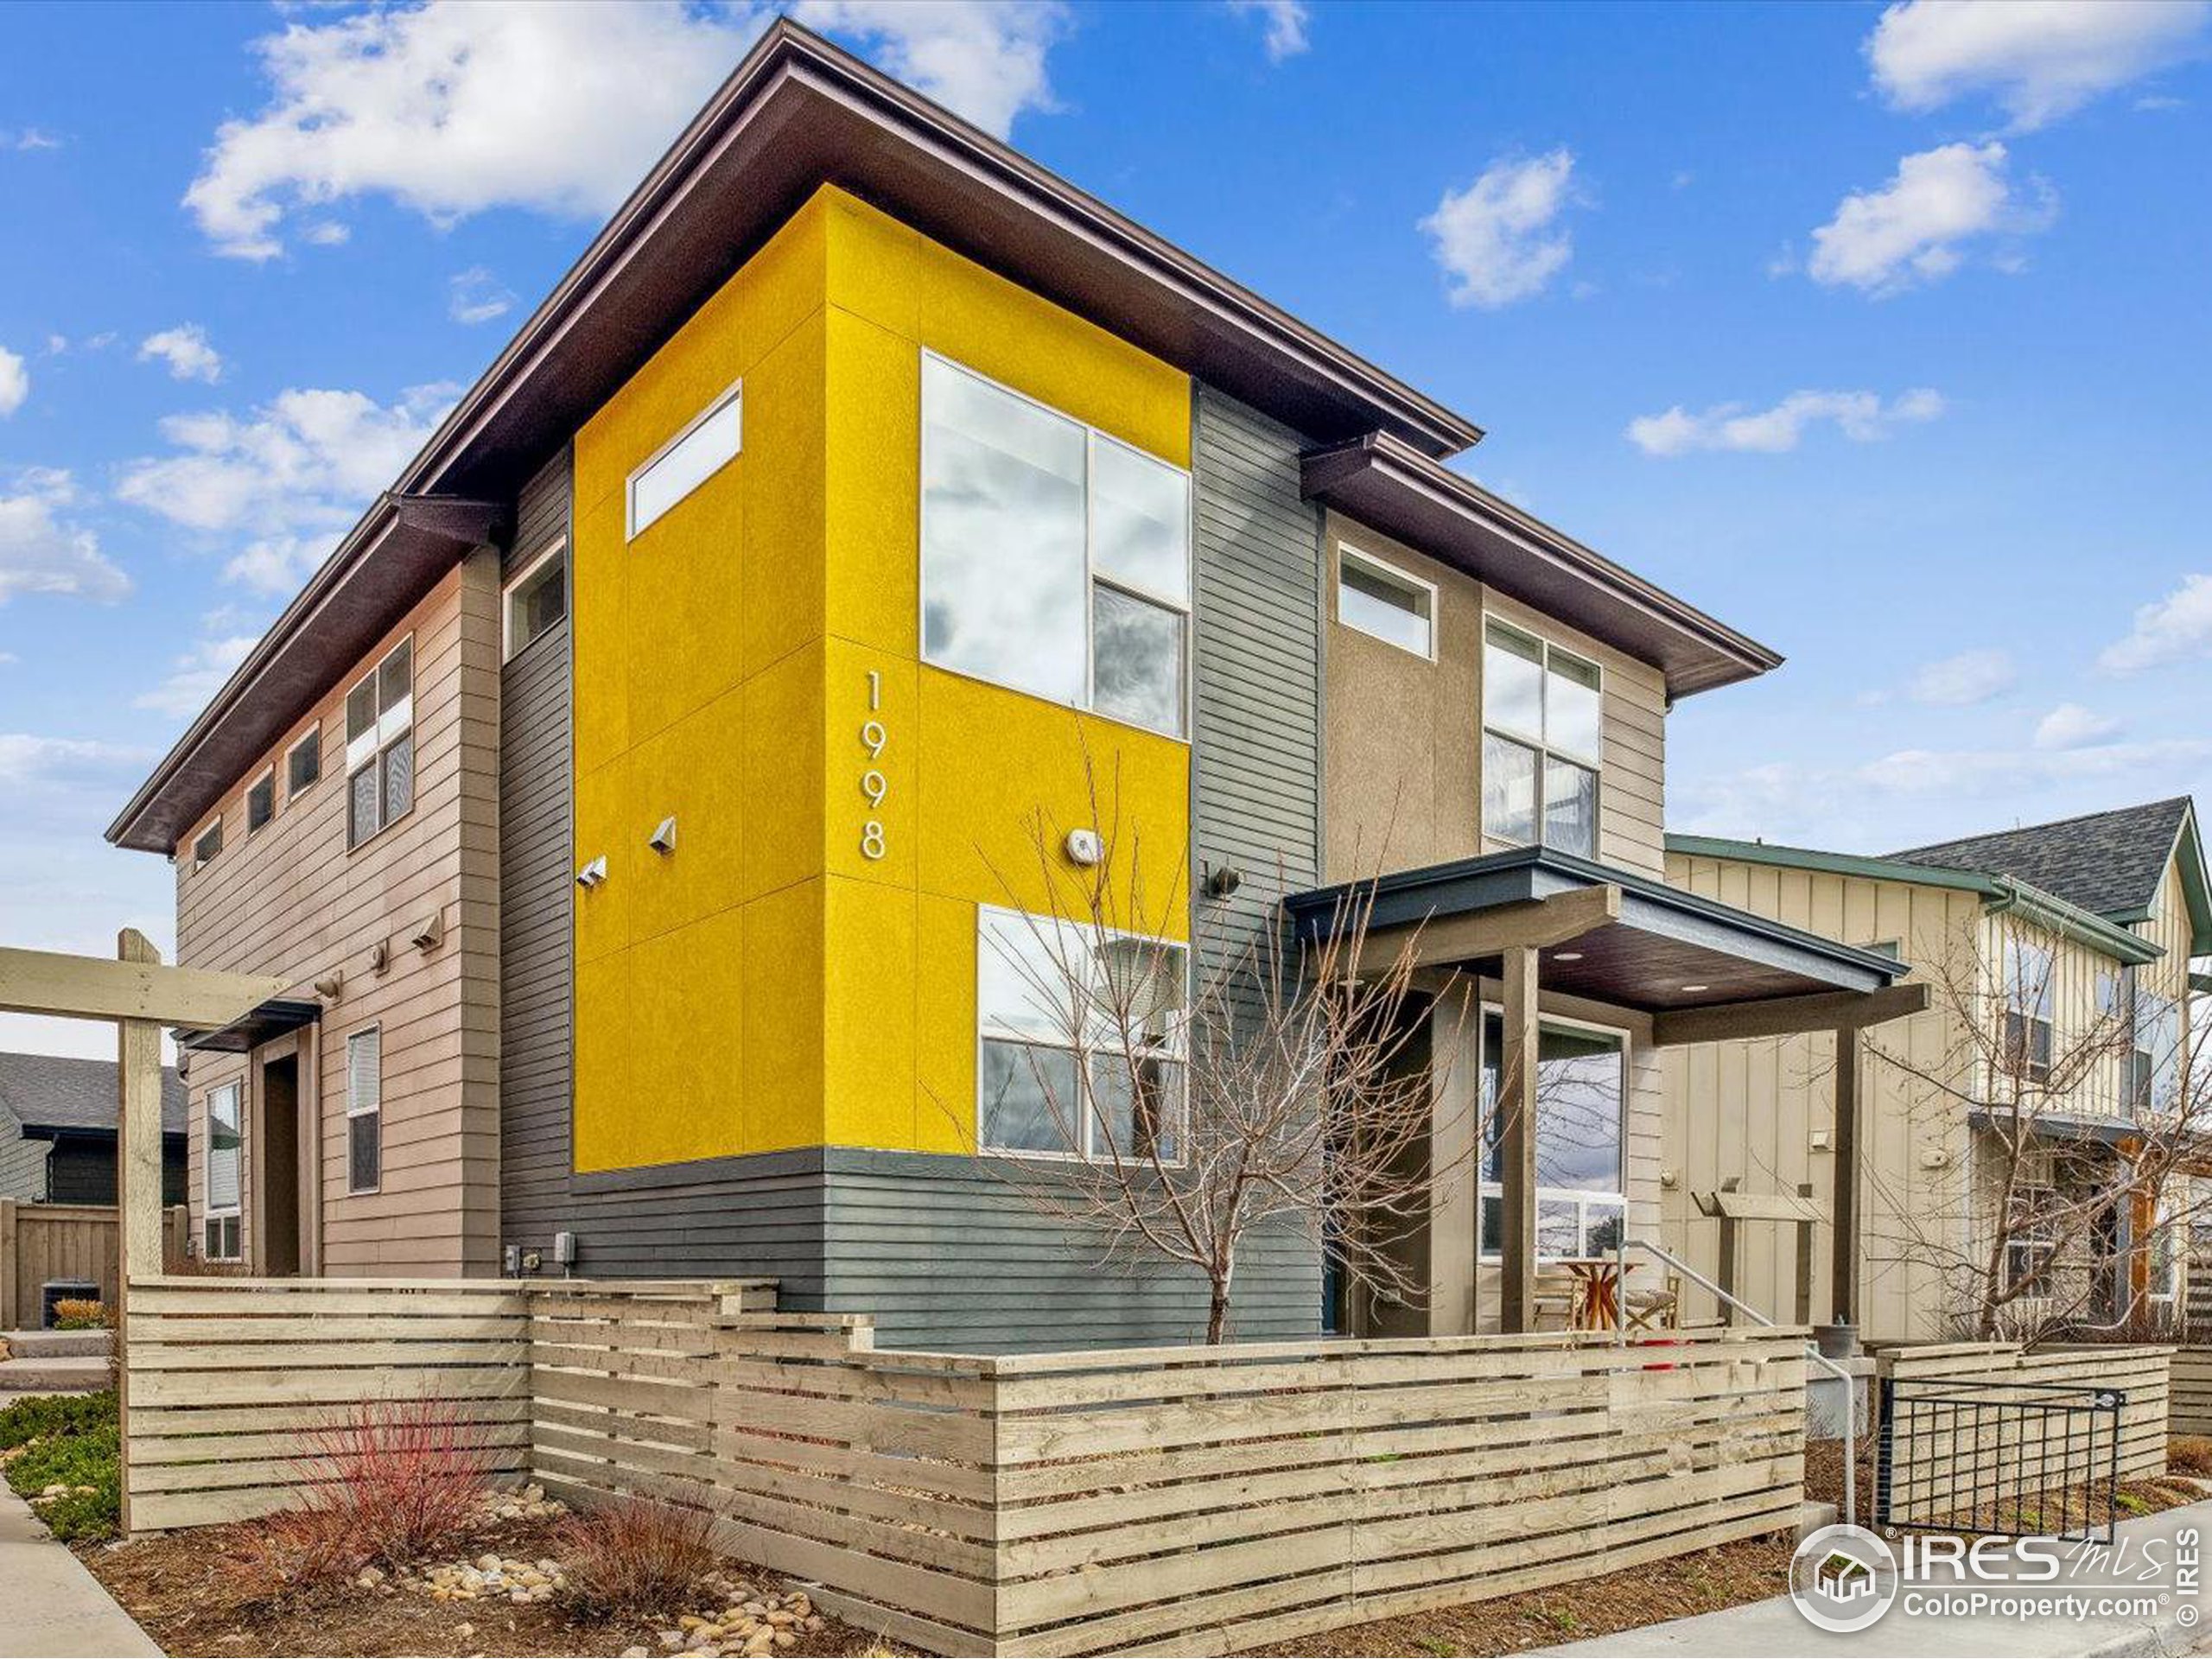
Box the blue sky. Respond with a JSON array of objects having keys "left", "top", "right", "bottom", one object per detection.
[{"left": 3, "top": 0, "right": 2209, "bottom": 1056}]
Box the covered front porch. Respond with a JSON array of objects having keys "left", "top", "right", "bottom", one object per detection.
[{"left": 1287, "top": 846, "right": 1927, "bottom": 1339}]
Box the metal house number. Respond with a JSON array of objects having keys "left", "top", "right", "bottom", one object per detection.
[{"left": 860, "top": 670, "right": 887, "bottom": 860}]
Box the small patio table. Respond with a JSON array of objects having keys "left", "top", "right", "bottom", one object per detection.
[{"left": 1558, "top": 1256, "right": 1637, "bottom": 1332}]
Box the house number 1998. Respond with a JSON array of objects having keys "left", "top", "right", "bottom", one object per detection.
[{"left": 860, "top": 670, "right": 887, "bottom": 860}]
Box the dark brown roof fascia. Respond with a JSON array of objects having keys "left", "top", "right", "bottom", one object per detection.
[{"left": 1303, "top": 432, "right": 1783, "bottom": 699}]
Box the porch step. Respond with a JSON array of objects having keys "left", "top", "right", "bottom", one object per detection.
[
  {"left": 3, "top": 1330, "right": 113, "bottom": 1361},
  {"left": 0, "top": 1354, "right": 110, "bottom": 1394}
]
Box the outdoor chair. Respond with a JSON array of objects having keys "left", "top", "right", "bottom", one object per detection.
[{"left": 1624, "top": 1274, "right": 1683, "bottom": 1332}]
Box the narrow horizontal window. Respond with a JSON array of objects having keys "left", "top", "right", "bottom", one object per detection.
[
  {"left": 629, "top": 386, "right": 741, "bottom": 540},
  {"left": 245, "top": 770, "right": 275, "bottom": 834},
  {"left": 1338, "top": 546, "right": 1433, "bottom": 658},
  {"left": 504, "top": 540, "right": 568, "bottom": 660}
]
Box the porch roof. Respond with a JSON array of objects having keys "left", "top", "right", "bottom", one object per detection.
[
  {"left": 1284, "top": 845, "right": 1924, "bottom": 1039},
  {"left": 175, "top": 997, "right": 321, "bottom": 1055}
]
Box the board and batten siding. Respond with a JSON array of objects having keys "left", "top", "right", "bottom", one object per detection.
[
  {"left": 1662, "top": 852, "right": 1980, "bottom": 1341},
  {"left": 178, "top": 555, "right": 504, "bottom": 1275}
]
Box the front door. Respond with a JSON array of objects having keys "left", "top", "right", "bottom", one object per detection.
[{"left": 258, "top": 1053, "right": 302, "bottom": 1276}]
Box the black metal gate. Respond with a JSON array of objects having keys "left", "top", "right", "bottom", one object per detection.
[{"left": 1876, "top": 1377, "right": 2126, "bottom": 1543}]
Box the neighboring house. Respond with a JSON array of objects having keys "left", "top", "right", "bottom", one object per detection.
[
  {"left": 0, "top": 1051, "right": 188, "bottom": 1206},
  {"left": 105, "top": 22, "right": 1913, "bottom": 1348},
  {"left": 1663, "top": 798, "right": 2210, "bottom": 1343}
]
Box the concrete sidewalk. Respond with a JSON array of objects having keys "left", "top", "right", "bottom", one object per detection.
[
  {"left": 0, "top": 1484, "right": 159, "bottom": 1656},
  {"left": 1538, "top": 1497, "right": 2212, "bottom": 1658}
]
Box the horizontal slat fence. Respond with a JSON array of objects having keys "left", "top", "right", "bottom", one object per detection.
[
  {"left": 1876, "top": 1342, "right": 2170, "bottom": 1529},
  {"left": 1, "top": 1199, "right": 186, "bottom": 1327},
  {"left": 2170, "top": 1348, "right": 2212, "bottom": 1435},
  {"left": 125, "top": 1277, "right": 1809, "bottom": 1656}
]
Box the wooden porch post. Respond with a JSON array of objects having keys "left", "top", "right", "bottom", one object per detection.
[
  {"left": 117, "top": 930, "right": 167, "bottom": 1287},
  {"left": 1829, "top": 1024, "right": 1860, "bottom": 1330},
  {"left": 1429, "top": 987, "right": 1479, "bottom": 1335},
  {"left": 1498, "top": 944, "right": 1540, "bottom": 1333}
]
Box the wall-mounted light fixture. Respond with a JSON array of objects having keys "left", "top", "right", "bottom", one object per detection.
[
  {"left": 1064, "top": 829, "right": 1103, "bottom": 867},
  {"left": 409, "top": 912, "right": 444, "bottom": 952},
  {"left": 368, "top": 940, "right": 389, "bottom": 975},
  {"left": 649, "top": 817, "right": 678, "bottom": 855},
  {"left": 1205, "top": 863, "right": 1243, "bottom": 899},
  {"left": 575, "top": 855, "right": 608, "bottom": 889},
  {"left": 313, "top": 969, "right": 345, "bottom": 1001}
]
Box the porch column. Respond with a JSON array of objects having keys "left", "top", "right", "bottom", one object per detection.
[
  {"left": 117, "top": 929, "right": 167, "bottom": 1286},
  {"left": 1829, "top": 1024, "right": 1859, "bottom": 1331},
  {"left": 1428, "top": 988, "right": 1480, "bottom": 1335},
  {"left": 1498, "top": 943, "right": 1540, "bottom": 1333}
]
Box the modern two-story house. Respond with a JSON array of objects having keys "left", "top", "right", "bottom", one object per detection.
[
  {"left": 106, "top": 22, "right": 1916, "bottom": 1351},
  {"left": 1662, "top": 798, "right": 2209, "bottom": 1343}
]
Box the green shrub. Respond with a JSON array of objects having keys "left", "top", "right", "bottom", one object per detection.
[{"left": 0, "top": 1389, "right": 119, "bottom": 1542}]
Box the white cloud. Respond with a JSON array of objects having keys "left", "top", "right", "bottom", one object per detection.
[
  {"left": 0, "top": 469, "right": 131, "bottom": 605},
  {"left": 0, "top": 733, "right": 140, "bottom": 788},
  {"left": 2034, "top": 702, "right": 2123, "bottom": 750},
  {"left": 1226, "top": 0, "right": 1311, "bottom": 61},
  {"left": 133, "top": 632, "right": 264, "bottom": 720},
  {"left": 1627, "top": 387, "right": 1944, "bottom": 456},
  {"left": 1808, "top": 142, "right": 2055, "bottom": 296},
  {"left": 1908, "top": 646, "right": 2016, "bottom": 706},
  {"left": 791, "top": 2, "right": 1067, "bottom": 135},
  {"left": 1866, "top": 0, "right": 2209, "bottom": 130},
  {"left": 186, "top": 1, "right": 1068, "bottom": 259},
  {"left": 2100, "top": 572, "right": 2212, "bottom": 671},
  {"left": 1421, "top": 149, "right": 1580, "bottom": 309},
  {"left": 448, "top": 266, "right": 516, "bottom": 326},
  {"left": 137, "top": 324, "right": 224, "bottom": 384},
  {"left": 0, "top": 344, "right": 26, "bottom": 416},
  {"left": 115, "top": 384, "right": 456, "bottom": 594},
  {"left": 4, "top": 128, "right": 62, "bottom": 152}
]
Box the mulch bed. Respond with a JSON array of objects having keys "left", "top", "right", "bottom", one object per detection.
[{"left": 75, "top": 1516, "right": 904, "bottom": 1659}]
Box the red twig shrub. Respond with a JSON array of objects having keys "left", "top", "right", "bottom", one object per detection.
[
  {"left": 556, "top": 1497, "right": 719, "bottom": 1615},
  {"left": 224, "top": 1399, "right": 490, "bottom": 1600}
]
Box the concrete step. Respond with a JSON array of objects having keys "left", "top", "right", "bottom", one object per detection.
[
  {"left": 0, "top": 1356, "right": 111, "bottom": 1394},
  {"left": 2, "top": 1330, "right": 112, "bottom": 1360}
]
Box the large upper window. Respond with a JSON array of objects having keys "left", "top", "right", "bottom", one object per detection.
[
  {"left": 2135, "top": 986, "right": 2180, "bottom": 1115},
  {"left": 346, "top": 639, "right": 414, "bottom": 850},
  {"left": 2001, "top": 936, "right": 2055, "bottom": 1086},
  {"left": 1482, "top": 620, "right": 1601, "bottom": 859},
  {"left": 976, "top": 906, "right": 1187, "bottom": 1162},
  {"left": 921, "top": 356, "right": 1191, "bottom": 737},
  {"left": 204, "top": 1082, "right": 242, "bottom": 1262},
  {"left": 347, "top": 1027, "right": 382, "bottom": 1194},
  {"left": 1337, "top": 545, "right": 1434, "bottom": 658},
  {"left": 1478, "top": 1015, "right": 1625, "bottom": 1261},
  {"left": 629, "top": 385, "right": 741, "bottom": 539}
]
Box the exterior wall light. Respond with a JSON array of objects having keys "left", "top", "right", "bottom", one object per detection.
[
  {"left": 1205, "top": 863, "right": 1243, "bottom": 899},
  {"left": 1064, "top": 829, "right": 1103, "bottom": 867},
  {"left": 649, "top": 817, "right": 678, "bottom": 854},
  {"left": 575, "top": 855, "right": 608, "bottom": 888}
]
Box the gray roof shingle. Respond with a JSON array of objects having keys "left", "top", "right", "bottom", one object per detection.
[
  {"left": 0, "top": 1052, "right": 187, "bottom": 1137},
  {"left": 1888, "top": 797, "right": 2194, "bottom": 921}
]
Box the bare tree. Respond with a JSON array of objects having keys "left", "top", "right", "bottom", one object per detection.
[
  {"left": 1861, "top": 912, "right": 2211, "bottom": 1343},
  {"left": 947, "top": 760, "right": 1465, "bottom": 1346}
]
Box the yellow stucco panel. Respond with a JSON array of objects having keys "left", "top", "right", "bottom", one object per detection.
[{"left": 570, "top": 184, "right": 1193, "bottom": 1171}]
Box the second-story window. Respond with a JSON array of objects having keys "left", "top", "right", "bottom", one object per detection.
[
  {"left": 629, "top": 385, "right": 741, "bottom": 539},
  {"left": 346, "top": 638, "right": 414, "bottom": 850},
  {"left": 193, "top": 817, "right": 223, "bottom": 869},
  {"left": 287, "top": 727, "right": 321, "bottom": 798},
  {"left": 1482, "top": 619, "right": 1601, "bottom": 858},
  {"left": 920, "top": 355, "right": 1191, "bottom": 738},
  {"left": 1337, "top": 545, "right": 1435, "bottom": 658},
  {"left": 2001, "top": 935, "right": 2055, "bottom": 1085},
  {"left": 245, "top": 768, "right": 275, "bottom": 834}
]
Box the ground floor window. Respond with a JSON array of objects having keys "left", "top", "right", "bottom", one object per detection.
[
  {"left": 1477, "top": 1014, "right": 1626, "bottom": 1260},
  {"left": 975, "top": 905, "right": 1187, "bottom": 1163},
  {"left": 347, "top": 1027, "right": 382, "bottom": 1193},
  {"left": 2002, "top": 1183, "right": 2058, "bottom": 1294},
  {"left": 203, "top": 1081, "right": 242, "bottom": 1261}
]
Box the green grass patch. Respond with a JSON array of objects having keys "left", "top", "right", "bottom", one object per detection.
[{"left": 0, "top": 1389, "right": 119, "bottom": 1542}]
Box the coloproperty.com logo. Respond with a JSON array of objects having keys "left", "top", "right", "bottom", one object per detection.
[{"left": 1789, "top": 1521, "right": 2203, "bottom": 1636}]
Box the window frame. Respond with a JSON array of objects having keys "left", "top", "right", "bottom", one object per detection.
[
  {"left": 346, "top": 1024, "right": 383, "bottom": 1197},
  {"left": 2002, "top": 1180, "right": 2058, "bottom": 1296},
  {"left": 286, "top": 725, "right": 321, "bottom": 800},
  {"left": 345, "top": 635, "right": 416, "bottom": 854},
  {"left": 1479, "top": 614, "right": 1604, "bottom": 858},
  {"left": 1335, "top": 542, "right": 1437, "bottom": 661},
  {"left": 245, "top": 766, "right": 276, "bottom": 836},
  {"left": 202, "top": 1080, "right": 243, "bottom": 1262},
  {"left": 502, "top": 537, "right": 569, "bottom": 662},
  {"left": 192, "top": 817, "right": 223, "bottom": 870},
  {"left": 1473, "top": 1007, "right": 1630, "bottom": 1264},
  {"left": 972, "top": 902, "right": 1190, "bottom": 1166},
  {"left": 626, "top": 382, "right": 742, "bottom": 542},
  {"left": 918, "top": 351, "right": 1194, "bottom": 741},
  {"left": 2000, "top": 934, "right": 2056, "bottom": 1087}
]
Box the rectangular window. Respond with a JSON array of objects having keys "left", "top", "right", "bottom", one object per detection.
[
  {"left": 976, "top": 906, "right": 1187, "bottom": 1162},
  {"left": 346, "top": 1027, "right": 382, "bottom": 1194},
  {"left": 2003, "top": 1183, "right": 2056, "bottom": 1294},
  {"left": 2136, "top": 987, "right": 2179, "bottom": 1115},
  {"left": 287, "top": 727, "right": 321, "bottom": 798},
  {"left": 1337, "top": 545, "right": 1435, "bottom": 658},
  {"left": 203, "top": 1082, "right": 242, "bottom": 1261},
  {"left": 1481, "top": 619, "right": 1600, "bottom": 858},
  {"left": 2001, "top": 936, "right": 2056, "bottom": 1085},
  {"left": 921, "top": 355, "right": 1191, "bottom": 738},
  {"left": 346, "top": 639, "right": 414, "bottom": 849},
  {"left": 245, "top": 768, "right": 275, "bottom": 834},
  {"left": 193, "top": 817, "right": 223, "bottom": 869},
  {"left": 1477, "top": 1015, "right": 1626, "bottom": 1261},
  {"left": 629, "top": 385, "right": 741, "bottom": 539},
  {"left": 503, "top": 539, "right": 568, "bottom": 660}
]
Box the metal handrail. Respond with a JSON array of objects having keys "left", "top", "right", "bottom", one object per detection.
[{"left": 1616, "top": 1234, "right": 1857, "bottom": 1527}]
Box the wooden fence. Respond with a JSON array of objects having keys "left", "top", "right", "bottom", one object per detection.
[
  {"left": 122, "top": 1278, "right": 1808, "bottom": 1656},
  {"left": 1876, "top": 1342, "right": 2169, "bottom": 1529},
  {"left": 2171, "top": 1348, "right": 2212, "bottom": 1435},
  {"left": 0, "top": 1199, "right": 185, "bottom": 1328}
]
